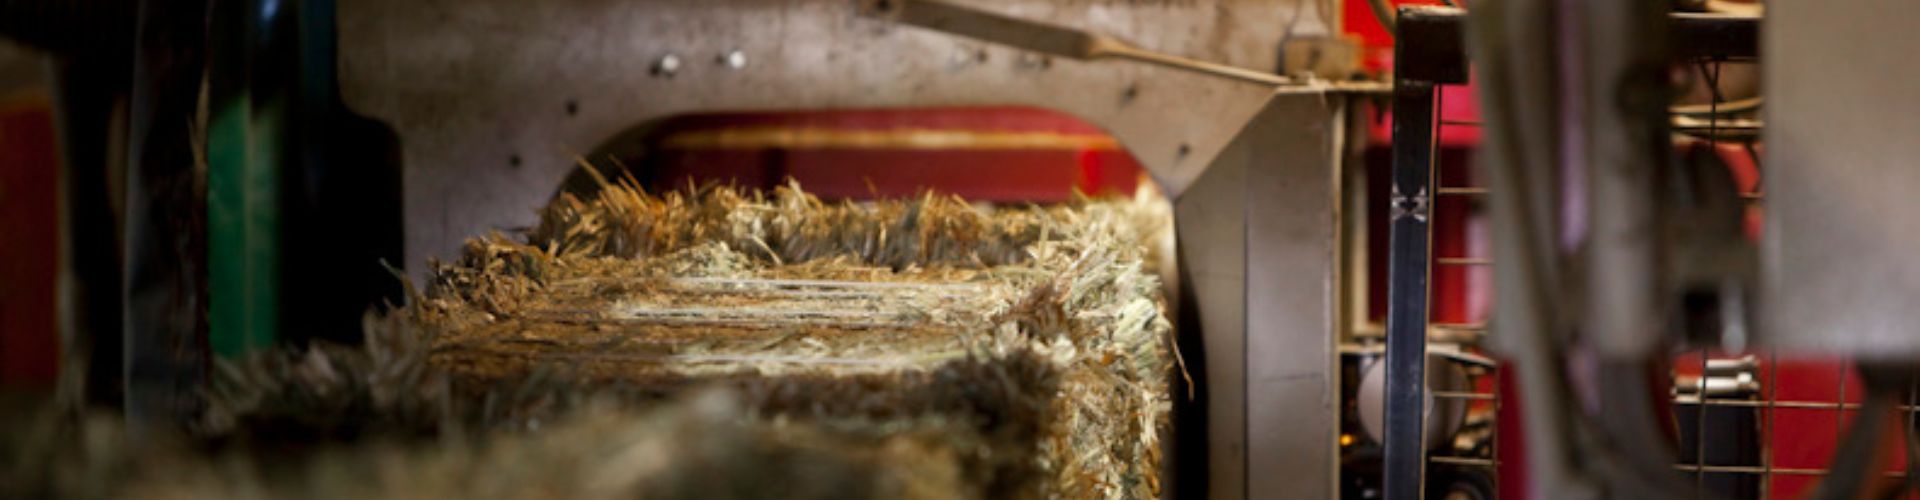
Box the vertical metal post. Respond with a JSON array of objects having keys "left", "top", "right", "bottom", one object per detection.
[
  {"left": 1383, "top": 77, "right": 1436, "bottom": 499},
  {"left": 1382, "top": 10, "right": 1465, "bottom": 496}
]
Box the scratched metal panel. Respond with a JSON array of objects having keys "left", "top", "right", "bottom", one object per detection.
[
  {"left": 1241, "top": 93, "right": 1340, "bottom": 499},
  {"left": 1176, "top": 135, "right": 1250, "bottom": 499},
  {"left": 335, "top": 0, "right": 1322, "bottom": 274},
  {"left": 1761, "top": 0, "right": 1920, "bottom": 357},
  {"left": 1174, "top": 92, "right": 1342, "bottom": 499},
  {"left": 338, "top": 2, "right": 1345, "bottom": 495}
]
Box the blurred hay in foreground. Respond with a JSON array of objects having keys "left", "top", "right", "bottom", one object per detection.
[{"left": 5, "top": 177, "right": 1178, "bottom": 499}]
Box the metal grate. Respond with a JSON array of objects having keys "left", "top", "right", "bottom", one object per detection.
[
  {"left": 1369, "top": 8, "right": 1850, "bottom": 499},
  {"left": 1665, "top": 62, "right": 1914, "bottom": 490},
  {"left": 1419, "top": 81, "right": 1503, "bottom": 494}
]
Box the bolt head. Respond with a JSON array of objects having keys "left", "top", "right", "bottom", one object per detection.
[{"left": 653, "top": 54, "right": 682, "bottom": 76}]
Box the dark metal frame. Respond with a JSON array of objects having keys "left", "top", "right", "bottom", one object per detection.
[
  {"left": 1382, "top": 8, "right": 1468, "bottom": 499},
  {"left": 1380, "top": 7, "right": 1758, "bottom": 499}
]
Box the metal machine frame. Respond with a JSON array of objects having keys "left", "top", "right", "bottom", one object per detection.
[{"left": 336, "top": 1, "right": 1370, "bottom": 497}]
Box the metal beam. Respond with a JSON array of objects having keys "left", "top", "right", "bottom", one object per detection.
[
  {"left": 1175, "top": 92, "right": 1346, "bottom": 499},
  {"left": 1389, "top": 9, "right": 1757, "bottom": 85},
  {"left": 1382, "top": 74, "right": 1435, "bottom": 499}
]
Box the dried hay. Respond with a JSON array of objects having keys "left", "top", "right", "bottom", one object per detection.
[
  {"left": 412, "top": 177, "right": 1180, "bottom": 498},
  {"left": 5, "top": 176, "right": 1179, "bottom": 499},
  {"left": 8, "top": 389, "right": 976, "bottom": 500}
]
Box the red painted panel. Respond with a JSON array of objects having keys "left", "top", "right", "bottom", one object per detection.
[
  {"left": 786, "top": 149, "right": 1090, "bottom": 202},
  {"left": 635, "top": 107, "right": 1145, "bottom": 202},
  {"left": 1364, "top": 80, "right": 1484, "bottom": 149},
  {"left": 649, "top": 106, "right": 1118, "bottom": 135},
  {"left": 0, "top": 93, "right": 61, "bottom": 388}
]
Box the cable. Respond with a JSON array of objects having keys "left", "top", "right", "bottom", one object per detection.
[
  {"left": 1816, "top": 366, "right": 1920, "bottom": 500},
  {"left": 1366, "top": 0, "right": 1396, "bottom": 32},
  {"left": 1671, "top": 59, "right": 1758, "bottom": 117},
  {"left": 1670, "top": 97, "right": 1762, "bottom": 117},
  {"left": 1811, "top": 393, "right": 1897, "bottom": 500}
]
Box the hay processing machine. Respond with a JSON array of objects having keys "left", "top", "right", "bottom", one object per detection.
[
  {"left": 4, "top": 0, "right": 1375, "bottom": 497},
  {"left": 4, "top": 0, "right": 1920, "bottom": 498},
  {"left": 333, "top": 2, "right": 1373, "bottom": 497}
]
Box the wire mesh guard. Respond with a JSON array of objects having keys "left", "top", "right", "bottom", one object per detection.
[
  {"left": 1380, "top": 53, "right": 1920, "bottom": 499},
  {"left": 1407, "top": 81, "right": 1504, "bottom": 500}
]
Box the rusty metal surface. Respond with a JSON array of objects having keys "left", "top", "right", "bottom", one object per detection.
[
  {"left": 336, "top": 0, "right": 1334, "bottom": 274},
  {"left": 1761, "top": 0, "right": 1920, "bottom": 357}
]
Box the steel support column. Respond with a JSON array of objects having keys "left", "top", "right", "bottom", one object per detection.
[
  {"left": 1382, "top": 76, "right": 1435, "bottom": 500},
  {"left": 1381, "top": 8, "right": 1463, "bottom": 498}
]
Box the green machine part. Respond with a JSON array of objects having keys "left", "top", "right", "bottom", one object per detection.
[
  {"left": 207, "top": 0, "right": 404, "bottom": 357},
  {"left": 206, "top": 0, "right": 284, "bottom": 357},
  {"left": 207, "top": 96, "right": 281, "bottom": 358}
]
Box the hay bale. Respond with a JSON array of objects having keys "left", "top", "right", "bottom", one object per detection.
[
  {"left": 27, "top": 179, "right": 1179, "bottom": 499},
  {"left": 398, "top": 179, "right": 1177, "bottom": 498}
]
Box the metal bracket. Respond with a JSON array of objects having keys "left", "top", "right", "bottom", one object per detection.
[{"left": 1390, "top": 185, "right": 1429, "bottom": 223}]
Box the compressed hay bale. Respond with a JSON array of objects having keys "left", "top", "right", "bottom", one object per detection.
[
  {"left": 127, "top": 179, "right": 1175, "bottom": 499},
  {"left": 412, "top": 180, "right": 1178, "bottom": 498}
]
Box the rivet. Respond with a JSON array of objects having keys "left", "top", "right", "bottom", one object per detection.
[
  {"left": 652, "top": 54, "right": 682, "bottom": 77},
  {"left": 720, "top": 50, "right": 747, "bottom": 69}
]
